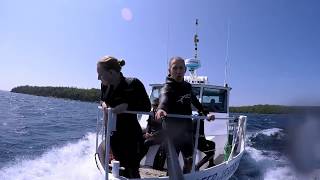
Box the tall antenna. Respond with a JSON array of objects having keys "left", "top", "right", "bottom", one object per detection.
[
  {"left": 166, "top": 0, "right": 170, "bottom": 71},
  {"left": 185, "top": 19, "right": 201, "bottom": 79},
  {"left": 224, "top": 22, "right": 231, "bottom": 87},
  {"left": 194, "top": 19, "right": 199, "bottom": 60}
]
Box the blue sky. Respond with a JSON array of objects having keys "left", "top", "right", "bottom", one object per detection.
[{"left": 1, "top": 0, "right": 319, "bottom": 105}]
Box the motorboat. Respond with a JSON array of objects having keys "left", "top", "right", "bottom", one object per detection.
[{"left": 95, "top": 20, "right": 247, "bottom": 180}]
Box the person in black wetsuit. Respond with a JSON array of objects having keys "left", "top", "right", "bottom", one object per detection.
[
  {"left": 195, "top": 118, "right": 216, "bottom": 170},
  {"left": 97, "top": 56, "right": 151, "bottom": 178},
  {"left": 155, "top": 56, "right": 214, "bottom": 173},
  {"left": 143, "top": 98, "right": 167, "bottom": 170},
  {"left": 144, "top": 98, "right": 162, "bottom": 143}
]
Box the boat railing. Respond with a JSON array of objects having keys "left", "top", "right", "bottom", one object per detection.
[
  {"left": 226, "top": 115, "right": 247, "bottom": 163},
  {"left": 96, "top": 106, "right": 242, "bottom": 180}
]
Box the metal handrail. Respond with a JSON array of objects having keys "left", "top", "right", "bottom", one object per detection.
[
  {"left": 98, "top": 106, "right": 235, "bottom": 120},
  {"left": 227, "top": 116, "right": 247, "bottom": 162}
]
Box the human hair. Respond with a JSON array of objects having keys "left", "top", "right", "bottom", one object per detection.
[
  {"left": 97, "top": 56, "right": 125, "bottom": 72},
  {"left": 169, "top": 56, "right": 185, "bottom": 68}
]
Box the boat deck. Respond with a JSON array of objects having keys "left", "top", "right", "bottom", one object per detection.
[
  {"left": 139, "top": 167, "right": 167, "bottom": 178},
  {"left": 137, "top": 134, "right": 227, "bottom": 178}
]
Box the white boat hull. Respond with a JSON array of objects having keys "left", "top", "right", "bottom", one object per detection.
[{"left": 100, "top": 143, "right": 244, "bottom": 180}]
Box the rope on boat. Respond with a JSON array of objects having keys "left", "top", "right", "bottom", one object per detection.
[
  {"left": 95, "top": 106, "right": 103, "bottom": 174},
  {"left": 95, "top": 107, "right": 100, "bottom": 152}
]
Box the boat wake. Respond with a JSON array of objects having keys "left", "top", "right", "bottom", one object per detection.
[
  {"left": 248, "top": 128, "right": 287, "bottom": 152},
  {"left": 244, "top": 146, "right": 295, "bottom": 180},
  {"left": 0, "top": 133, "right": 103, "bottom": 180},
  {"left": 234, "top": 128, "right": 320, "bottom": 180}
]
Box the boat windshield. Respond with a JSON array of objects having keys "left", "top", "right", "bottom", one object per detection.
[
  {"left": 150, "top": 86, "right": 201, "bottom": 103},
  {"left": 150, "top": 86, "right": 162, "bottom": 103},
  {"left": 191, "top": 87, "right": 201, "bottom": 111},
  {"left": 202, "top": 87, "right": 227, "bottom": 113}
]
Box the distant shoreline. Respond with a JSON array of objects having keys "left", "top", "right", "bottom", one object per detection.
[
  {"left": 10, "top": 85, "right": 318, "bottom": 114},
  {"left": 11, "top": 85, "right": 100, "bottom": 103},
  {"left": 229, "top": 105, "right": 290, "bottom": 114}
]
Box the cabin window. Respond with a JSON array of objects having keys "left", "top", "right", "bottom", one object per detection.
[
  {"left": 151, "top": 86, "right": 201, "bottom": 103},
  {"left": 150, "top": 86, "right": 162, "bottom": 103},
  {"left": 192, "top": 87, "right": 201, "bottom": 99},
  {"left": 151, "top": 86, "right": 228, "bottom": 113},
  {"left": 191, "top": 87, "right": 201, "bottom": 110},
  {"left": 202, "top": 87, "right": 227, "bottom": 113}
]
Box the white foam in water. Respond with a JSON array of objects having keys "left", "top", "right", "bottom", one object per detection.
[
  {"left": 245, "top": 146, "right": 265, "bottom": 162},
  {"left": 259, "top": 128, "right": 283, "bottom": 136},
  {"left": 0, "top": 133, "right": 104, "bottom": 180},
  {"left": 246, "top": 146, "right": 297, "bottom": 179},
  {"left": 264, "top": 166, "right": 296, "bottom": 180},
  {"left": 247, "top": 127, "right": 320, "bottom": 179}
]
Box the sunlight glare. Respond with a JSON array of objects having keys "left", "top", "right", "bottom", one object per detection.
[{"left": 121, "top": 8, "right": 133, "bottom": 21}]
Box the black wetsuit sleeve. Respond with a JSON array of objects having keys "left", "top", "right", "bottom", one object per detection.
[
  {"left": 100, "top": 84, "right": 108, "bottom": 102},
  {"left": 126, "top": 78, "right": 151, "bottom": 112},
  {"left": 157, "top": 84, "right": 170, "bottom": 113},
  {"left": 146, "top": 117, "right": 151, "bottom": 133}
]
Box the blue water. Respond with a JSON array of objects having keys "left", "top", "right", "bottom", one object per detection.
[{"left": 0, "top": 91, "right": 319, "bottom": 180}]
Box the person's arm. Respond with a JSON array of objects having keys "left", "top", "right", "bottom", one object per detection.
[
  {"left": 100, "top": 84, "right": 107, "bottom": 101},
  {"left": 157, "top": 85, "right": 170, "bottom": 112},
  {"left": 143, "top": 116, "right": 151, "bottom": 138},
  {"left": 155, "top": 85, "right": 170, "bottom": 120},
  {"left": 112, "top": 103, "right": 128, "bottom": 114},
  {"left": 100, "top": 84, "right": 110, "bottom": 117},
  {"left": 126, "top": 78, "right": 151, "bottom": 112}
]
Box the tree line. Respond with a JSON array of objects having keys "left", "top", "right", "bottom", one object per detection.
[
  {"left": 230, "top": 105, "right": 290, "bottom": 114},
  {"left": 11, "top": 85, "right": 100, "bottom": 102}
]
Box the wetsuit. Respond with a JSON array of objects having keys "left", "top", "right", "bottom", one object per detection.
[
  {"left": 158, "top": 77, "right": 204, "bottom": 163},
  {"left": 101, "top": 74, "right": 151, "bottom": 178},
  {"left": 146, "top": 110, "right": 162, "bottom": 135}
]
